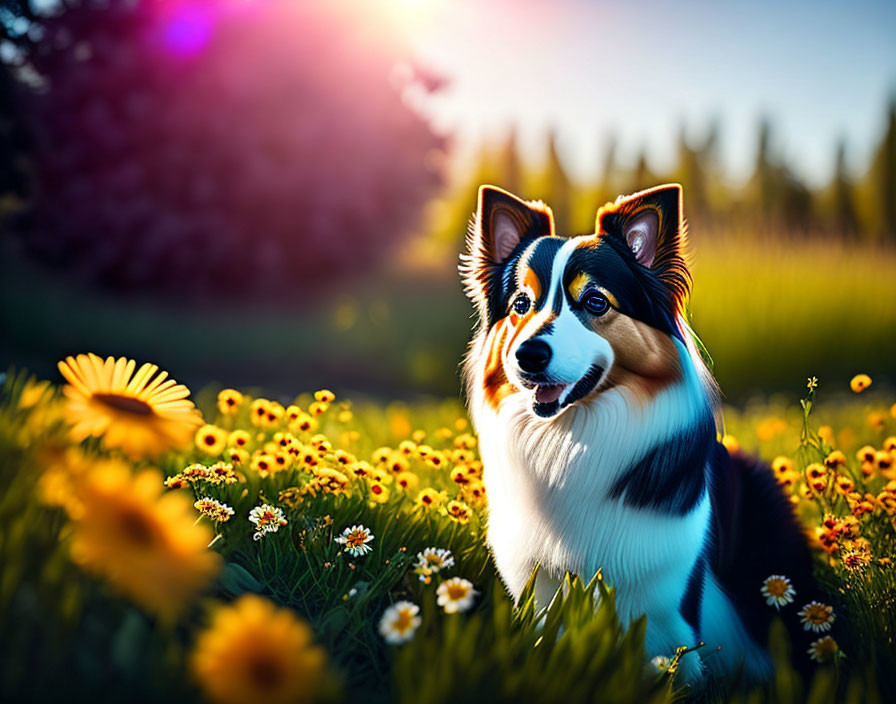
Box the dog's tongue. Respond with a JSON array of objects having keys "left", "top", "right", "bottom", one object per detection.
[{"left": 535, "top": 384, "right": 565, "bottom": 404}]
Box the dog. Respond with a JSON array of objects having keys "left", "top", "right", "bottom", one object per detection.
[{"left": 460, "top": 184, "right": 817, "bottom": 683}]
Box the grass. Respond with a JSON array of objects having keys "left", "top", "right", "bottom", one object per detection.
[{"left": 0, "top": 362, "right": 894, "bottom": 703}]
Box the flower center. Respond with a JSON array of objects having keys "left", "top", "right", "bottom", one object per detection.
[
  {"left": 447, "top": 585, "right": 468, "bottom": 600},
  {"left": 94, "top": 392, "right": 154, "bottom": 416},
  {"left": 394, "top": 610, "right": 413, "bottom": 632},
  {"left": 118, "top": 507, "right": 157, "bottom": 546},
  {"left": 766, "top": 580, "right": 787, "bottom": 596},
  {"left": 246, "top": 655, "right": 285, "bottom": 691},
  {"left": 346, "top": 532, "right": 367, "bottom": 548}
]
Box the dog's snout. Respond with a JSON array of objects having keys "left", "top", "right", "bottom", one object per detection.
[{"left": 516, "top": 339, "right": 552, "bottom": 374}]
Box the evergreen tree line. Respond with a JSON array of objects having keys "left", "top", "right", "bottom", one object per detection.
[{"left": 450, "top": 102, "right": 896, "bottom": 242}]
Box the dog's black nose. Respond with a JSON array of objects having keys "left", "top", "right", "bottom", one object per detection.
[{"left": 516, "top": 339, "right": 552, "bottom": 374}]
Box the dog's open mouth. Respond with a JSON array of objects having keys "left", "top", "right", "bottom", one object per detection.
[
  {"left": 532, "top": 383, "right": 566, "bottom": 417},
  {"left": 534, "top": 384, "right": 566, "bottom": 404},
  {"left": 530, "top": 365, "right": 605, "bottom": 418}
]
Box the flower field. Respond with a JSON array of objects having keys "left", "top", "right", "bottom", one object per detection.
[{"left": 1, "top": 356, "right": 893, "bottom": 704}]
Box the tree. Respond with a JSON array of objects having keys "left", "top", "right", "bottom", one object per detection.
[
  {"left": 832, "top": 138, "right": 859, "bottom": 239},
  {"left": 868, "top": 97, "right": 896, "bottom": 241},
  {"left": 0, "top": 0, "right": 446, "bottom": 300}
]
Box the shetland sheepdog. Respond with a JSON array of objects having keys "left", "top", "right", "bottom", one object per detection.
[{"left": 460, "top": 184, "right": 817, "bottom": 683}]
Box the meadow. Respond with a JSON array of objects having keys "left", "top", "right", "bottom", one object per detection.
[
  {"left": 3, "top": 229, "right": 895, "bottom": 402},
  {"left": 1, "top": 358, "right": 894, "bottom": 704}
]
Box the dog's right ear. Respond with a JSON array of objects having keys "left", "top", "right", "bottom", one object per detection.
[{"left": 460, "top": 186, "right": 554, "bottom": 326}]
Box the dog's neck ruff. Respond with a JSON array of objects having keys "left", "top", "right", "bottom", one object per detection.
[{"left": 468, "top": 330, "right": 718, "bottom": 581}]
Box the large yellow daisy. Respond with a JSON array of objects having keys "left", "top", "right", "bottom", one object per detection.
[
  {"left": 58, "top": 353, "right": 203, "bottom": 458},
  {"left": 191, "top": 595, "right": 326, "bottom": 704},
  {"left": 67, "top": 460, "right": 220, "bottom": 622}
]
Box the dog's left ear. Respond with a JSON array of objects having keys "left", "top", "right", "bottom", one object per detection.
[
  {"left": 596, "top": 184, "right": 690, "bottom": 301},
  {"left": 461, "top": 185, "right": 554, "bottom": 326}
]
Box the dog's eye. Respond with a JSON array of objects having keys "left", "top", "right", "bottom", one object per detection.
[
  {"left": 582, "top": 291, "right": 610, "bottom": 316},
  {"left": 512, "top": 293, "right": 531, "bottom": 315}
]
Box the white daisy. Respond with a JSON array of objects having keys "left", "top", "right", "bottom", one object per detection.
[
  {"left": 798, "top": 601, "right": 835, "bottom": 632},
  {"left": 248, "top": 503, "right": 287, "bottom": 541},
  {"left": 378, "top": 601, "right": 421, "bottom": 644},
  {"left": 807, "top": 635, "right": 839, "bottom": 663},
  {"left": 335, "top": 524, "right": 374, "bottom": 557},
  {"left": 436, "top": 577, "right": 478, "bottom": 614},
  {"left": 413, "top": 547, "right": 455, "bottom": 581},
  {"left": 650, "top": 655, "right": 672, "bottom": 673},
  {"left": 761, "top": 574, "right": 795, "bottom": 609}
]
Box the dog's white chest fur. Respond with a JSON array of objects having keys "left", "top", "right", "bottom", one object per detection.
[
  {"left": 469, "top": 343, "right": 771, "bottom": 679},
  {"left": 474, "top": 364, "right": 708, "bottom": 603}
]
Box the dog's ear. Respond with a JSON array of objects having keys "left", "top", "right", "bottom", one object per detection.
[
  {"left": 596, "top": 184, "right": 690, "bottom": 304},
  {"left": 461, "top": 185, "right": 554, "bottom": 324}
]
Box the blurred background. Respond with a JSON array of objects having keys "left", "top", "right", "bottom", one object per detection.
[{"left": 1, "top": 0, "right": 894, "bottom": 402}]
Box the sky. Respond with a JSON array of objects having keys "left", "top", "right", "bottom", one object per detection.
[{"left": 383, "top": 0, "right": 896, "bottom": 188}]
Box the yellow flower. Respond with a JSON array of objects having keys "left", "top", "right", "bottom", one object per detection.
[
  {"left": 856, "top": 445, "right": 876, "bottom": 463},
  {"left": 337, "top": 409, "right": 353, "bottom": 423},
  {"left": 194, "top": 498, "right": 235, "bottom": 523},
  {"left": 251, "top": 453, "right": 276, "bottom": 477},
  {"left": 227, "top": 447, "right": 249, "bottom": 466},
  {"left": 57, "top": 354, "right": 203, "bottom": 459},
  {"left": 454, "top": 433, "right": 477, "bottom": 450},
  {"left": 68, "top": 461, "right": 219, "bottom": 622},
  {"left": 309, "top": 467, "right": 349, "bottom": 495},
  {"left": 721, "top": 434, "right": 739, "bottom": 453},
  {"left": 217, "top": 389, "right": 243, "bottom": 415},
  {"left": 397, "top": 440, "right": 416, "bottom": 456},
  {"left": 314, "top": 389, "right": 335, "bottom": 403},
  {"left": 416, "top": 444, "right": 434, "bottom": 459},
  {"left": 387, "top": 452, "right": 410, "bottom": 474},
  {"left": 875, "top": 450, "right": 894, "bottom": 478},
  {"left": 412, "top": 429, "right": 427, "bottom": 444},
  {"left": 19, "top": 379, "right": 51, "bottom": 409},
  {"left": 395, "top": 471, "right": 419, "bottom": 490},
  {"left": 462, "top": 480, "right": 487, "bottom": 503},
  {"left": 309, "top": 401, "right": 329, "bottom": 416},
  {"left": 371, "top": 447, "right": 392, "bottom": 464},
  {"left": 196, "top": 425, "right": 228, "bottom": 456},
  {"left": 369, "top": 481, "right": 390, "bottom": 503},
  {"left": 424, "top": 451, "right": 447, "bottom": 470},
  {"left": 333, "top": 449, "right": 356, "bottom": 466},
  {"left": 446, "top": 499, "right": 472, "bottom": 524},
  {"left": 833, "top": 474, "right": 854, "bottom": 495},
  {"left": 883, "top": 437, "right": 896, "bottom": 452},
  {"left": 455, "top": 417, "right": 468, "bottom": 431},
  {"left": 191, "top": 595, "right": 326, "bottom": 704},
  {"left": 36, "top": 445, "right": 89, "bottom": 514},
  {"left": 289, "top": 414, "right": 317, "bottom": 434},
  {"left": 229, "top": 429, "right": 251, "bottom": 449},
  {"left": 415, "top": 488, "right": 443, "bottom": 509},
  {"left": 450, "top": 466, "right": 471, "bottom": 485},
  {"left": 249, "top": 398, "right": 272, "bottom": 427},
  {"left": 823, "top": 451, "right": 846, "bottom": 470},
  {"left": 850, "top": 374, "right": 871, "bottom": 393}
]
